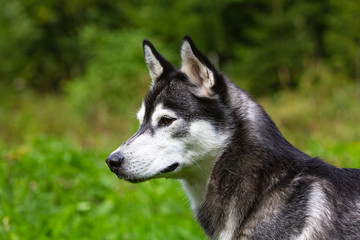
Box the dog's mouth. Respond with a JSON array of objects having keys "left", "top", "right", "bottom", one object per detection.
[
  {"left": 160, "top": 163, "right": 179, "bottom": 173},
  {"left": 114, "top": 163, "right": 180, "bottom": 183},
  {"left": 114, "top": 171, "right": 152, "bottom": 183}
]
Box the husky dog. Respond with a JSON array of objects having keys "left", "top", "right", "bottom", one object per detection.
[{"left": 106, "top": 36, "right": 360, "bottom": 239}]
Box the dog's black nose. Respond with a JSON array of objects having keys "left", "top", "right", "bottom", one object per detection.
[{"left": 106, "top": 152, "right": 124, "bottom": 169}]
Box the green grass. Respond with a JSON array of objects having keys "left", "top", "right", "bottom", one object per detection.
[{"left": 0, "top": 136, "right": 206, "bottom": 239}]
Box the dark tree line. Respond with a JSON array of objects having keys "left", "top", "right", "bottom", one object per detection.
[{"left": 0, "top": 0, "right": 359, "bottom": 94}]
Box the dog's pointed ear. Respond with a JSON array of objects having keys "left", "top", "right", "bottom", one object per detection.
[
  {"left": 181, "top": 36, "right": 216, "bottom": 97},
  {"left": 143, "top": 40, "right": 174, "bottom": 85}
]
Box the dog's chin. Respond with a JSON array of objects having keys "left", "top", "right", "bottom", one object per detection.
[
  {"left": 113, "top": 172, "right": 151, "bottom": 183},
  {"left": 123, "top": 176, "right": 152, "bottom": 183},
  {"left": 114, "top": 163, "right": 180, "bottom": 183}
]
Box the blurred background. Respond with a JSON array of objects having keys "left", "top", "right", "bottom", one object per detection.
[{"left": 1, "top": 0, "right": 359, "bottom": 239}]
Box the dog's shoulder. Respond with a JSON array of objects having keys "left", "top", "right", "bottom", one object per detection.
[{"left": 296, "top": 157, "right": 360, "bottom": 196}]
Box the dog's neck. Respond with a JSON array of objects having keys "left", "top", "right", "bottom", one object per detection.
[
  {"left": 180, "top": 83, "right": 268, "bottom": 212},
  {"left": 180, "top": 173, "right": 209, "bottom": 211},
  {"left": 180, "top": 82, "right": 310, "bottom": 239},
  {"left": 179, "top": 147, "right": 227, "bottom": 212}
]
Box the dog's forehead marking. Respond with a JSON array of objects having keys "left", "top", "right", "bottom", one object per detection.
[
  {"left": 137, "top": 102, "right": 146, "bottom": 125},
  {"left": 151, "top": 103, "right": 177, "bottom": 126},
  {"left": 138, "top": 80, "right": 176, "bottom": 126}
]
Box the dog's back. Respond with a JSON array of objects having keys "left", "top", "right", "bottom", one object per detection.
[{"left": 106, "top": 37, "right": 360, "bottom": 239}]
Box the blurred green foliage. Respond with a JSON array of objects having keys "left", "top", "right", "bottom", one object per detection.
[{"left": 66, "top": 29, "right": 150, "bottom": 117}]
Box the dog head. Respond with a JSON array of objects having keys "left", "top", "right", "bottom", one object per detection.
[{"left": 106, "top": 36, "right": 231, "bottom": 182}]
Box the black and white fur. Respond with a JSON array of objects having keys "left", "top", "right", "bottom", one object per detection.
[{"left": 106, "top": 36, "right": 360, "bottom": 240}]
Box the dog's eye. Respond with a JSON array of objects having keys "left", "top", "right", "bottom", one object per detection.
[{"left": 158, "top": 116, "right": 175, "bottom": 127}]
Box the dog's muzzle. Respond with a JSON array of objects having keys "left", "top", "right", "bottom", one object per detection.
[{"left": 105, "top": 152, "right": 124, "bottom": 173}]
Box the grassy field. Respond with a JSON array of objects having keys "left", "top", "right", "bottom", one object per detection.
[
  {"left": 1, "top": 75, "right": 359, "bottom": 239},
  {"left": 0, "top": 136, "right": 206, "bottom": 239}
]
